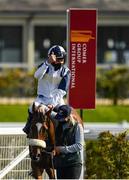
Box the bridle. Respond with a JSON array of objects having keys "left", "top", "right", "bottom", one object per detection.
[{"left": 28, "top": 105, "right": 51, "bottom": 162}]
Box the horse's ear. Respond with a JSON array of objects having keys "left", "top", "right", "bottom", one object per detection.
[{"left": 32, "top": 102, "right": 36, "bottom": 113}]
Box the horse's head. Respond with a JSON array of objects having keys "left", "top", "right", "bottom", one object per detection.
[{"left": 28, "top": 103, "right": 55, "bottom": 162}]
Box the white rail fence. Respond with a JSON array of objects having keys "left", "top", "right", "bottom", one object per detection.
[
  {"left": 0, "top": 125, "right": 31, "bottom": 179},
  {"left": 0, "top": 122, "right": 129, "bottom": 179}
]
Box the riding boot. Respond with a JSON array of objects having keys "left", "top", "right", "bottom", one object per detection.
[{"left": 23, "top": 112, "right": 33, "bottom": 135}]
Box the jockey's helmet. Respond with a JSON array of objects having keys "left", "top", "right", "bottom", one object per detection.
[{"left": 48, "top": 45, "right": 66, "bottom": 59}]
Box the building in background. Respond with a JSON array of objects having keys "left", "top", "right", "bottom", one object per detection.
[{"left": 0, "top": 0, "right": 129, "bottom": 71}]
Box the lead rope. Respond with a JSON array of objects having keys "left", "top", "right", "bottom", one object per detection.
[
  {"left": 44, "top": 151, "right": 55, "bottom": 179},
  {"left": 50, "top": 152, "right": 56, "bottom": 179}
]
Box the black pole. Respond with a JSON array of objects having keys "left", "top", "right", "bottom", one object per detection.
[{"left": 80, "top": 109, "right": 83, "bottom": 120}]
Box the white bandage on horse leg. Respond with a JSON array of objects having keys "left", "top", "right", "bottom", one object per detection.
[{"left": 28, "top": 139, "right": 46, "bottom": 148}]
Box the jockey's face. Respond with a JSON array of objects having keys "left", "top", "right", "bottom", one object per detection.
[
  {"left": 56, "top": 58, "right": 64, "bottom": 64},
  {"left": 48, "top": 53, "right": 64, "bottom": 65}
]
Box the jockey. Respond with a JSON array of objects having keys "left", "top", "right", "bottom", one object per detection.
[{"left": 23, "top": 45, "right": 71, "bottom": 135}]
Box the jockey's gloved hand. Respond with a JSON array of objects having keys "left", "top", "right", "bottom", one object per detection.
[
  {"left": 47, "top": 104, "right": 54, "bottom": 110},
  {"left": 37, "top": 104, "right": 49, "bottom": 114}
]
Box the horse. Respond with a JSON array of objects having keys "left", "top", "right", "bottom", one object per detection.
[{"left": 28, "top": 103, "right": 56, "bottom": 179}]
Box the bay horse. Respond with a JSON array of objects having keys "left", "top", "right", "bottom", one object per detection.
[{"left": 28, "top": 103, "right": 55, "bottom": 179}]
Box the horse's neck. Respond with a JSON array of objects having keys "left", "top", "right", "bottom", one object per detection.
[{"left": 47, "top": 118, "right": 55, "bottom": 146}]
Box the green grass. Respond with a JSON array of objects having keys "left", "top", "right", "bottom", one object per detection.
[
  {"left": 0, "top": 104, "right": 129, "bottom": 123},
  {"left": 0, "top": 104, "right": 29, "bottom": 122},
  {"left": 82, "top": 105, "right": 129, "bottom": 122}
]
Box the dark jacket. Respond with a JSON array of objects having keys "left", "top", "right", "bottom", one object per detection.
[{"left": 54, "top": 121, "right": 82, "bottom": 168}]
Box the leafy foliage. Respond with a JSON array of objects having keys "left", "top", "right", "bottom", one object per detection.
[
  {"left": 1, "top": 67, "right": 129, "bottom": 104},
  {"left": 97, "top": 67, "right": 129, "bottom": 105},
  {"left": 0, "top": 69, "right": 37, "bottom": 97},
  {"left": 85, "top": 131, "right": 129, "bottom": 179}
]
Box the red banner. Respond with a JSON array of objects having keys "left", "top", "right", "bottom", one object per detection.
[{"left": 67, "top": 9, "right": 97, "bottom": 109}]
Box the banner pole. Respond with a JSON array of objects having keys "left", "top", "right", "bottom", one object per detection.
[{"left": 80, "top": 109, "right": 83, "bottom": 120}]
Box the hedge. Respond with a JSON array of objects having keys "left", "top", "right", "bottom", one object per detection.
[
  {"left": 0, "top": 69, "right": 36, "bottom": 97},
  {"left": 85, "top": 131, "right": 129, "bottom": 179},
  {"left": 1, "top": 67, "right": 129, "bottom": 101}
]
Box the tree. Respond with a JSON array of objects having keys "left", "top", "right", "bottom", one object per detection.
[
  {"left": 85, "top": 131, "right": 129, "bottom": 179},
  {"left": 97, "top": 66, "right": 129, "bottom": 105}
]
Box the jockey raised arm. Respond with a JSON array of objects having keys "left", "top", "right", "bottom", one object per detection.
[{"left": 23, "top": 45, "right": 71, "bottom": 135}]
